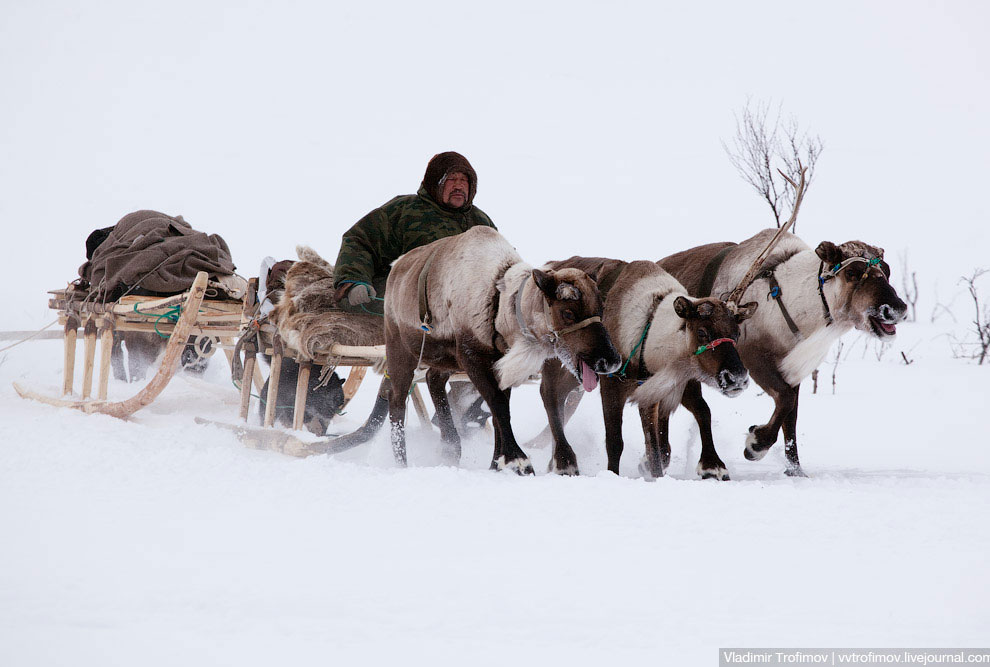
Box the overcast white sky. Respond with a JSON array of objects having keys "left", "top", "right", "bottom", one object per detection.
[{"left": 2, "top": 1, "right": 988, "bottom": 328}]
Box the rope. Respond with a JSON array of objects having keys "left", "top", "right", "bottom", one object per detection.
[
  {"left": 152, "top": 306, "right": 183, "bottom": 338},
  {"left": 615, "top": 321, "right": 651, "bottom": 379},
  {"left": 0, "top": 319, "right": 60, "bottom": 353}
]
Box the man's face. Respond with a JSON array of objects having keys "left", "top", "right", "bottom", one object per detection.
[{"left": 441, "top": 171, "right": 470, "bottom": 208}]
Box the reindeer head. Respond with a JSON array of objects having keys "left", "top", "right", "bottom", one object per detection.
[
  {"left": 532, "top": 268, "right": 622, "bottom": 391},
  {"left": 673, "top": 296, "right": 756, "bottom": 397},
  {"left": 815, "top": 241, "right": 907, "bottom": 339}
]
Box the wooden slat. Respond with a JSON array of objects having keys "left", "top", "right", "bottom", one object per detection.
[
  {"left": 62, "top": 318, "right": 78, "bottom": 396},
  {"left": 263, "top": 353, "right": 282, "bottom": 428},
  {"left": 238, "top": 354, "right": 256, "bottom": 422},
  {"left": 292, "top": 362, "right": 312, "bottom": 431},
  {"left": 81, "top": 319, "right": 97, "bottom": 399},
  {"left": 98, "top": 323, "right": 113, "bottom": 400}
]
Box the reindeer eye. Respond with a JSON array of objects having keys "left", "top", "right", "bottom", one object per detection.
[
  {"left": 561, "top": 309, "right": 576, "bottom": 324},
  {"left": 697, "top": 328, "right": 710, "bottom": 343}
]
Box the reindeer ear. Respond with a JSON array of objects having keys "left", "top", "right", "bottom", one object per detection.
[
  {"left": 734, "top": 301, "right": 759, "bottom": 322},
  {"left": 673, "top": 296, "right": 697, "bottom": 319},
  {"left": 815, "top": 241, "right": 844, "bottom": 266},
  {"left": 532, "top": 269, "right": 557, "bottom": 300}
]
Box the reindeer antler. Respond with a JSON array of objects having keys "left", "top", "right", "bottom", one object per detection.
[{"left": 725, "top": 163, "right": 808, "bottom": 306}]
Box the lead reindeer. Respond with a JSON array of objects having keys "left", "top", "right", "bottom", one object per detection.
[
  {"left": 658, "top": 228, "right": 906, "bottom": 476},
  {"left": 384, "top": 226, "right": 621, "bottom": 473}
]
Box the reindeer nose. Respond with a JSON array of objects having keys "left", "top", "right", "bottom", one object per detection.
[
  {"left": 595, "top": 355, "right": 622, "bottom": 375},
  {"left": 879, "top": 303, "right": 907, "bottom": 323},
  {"left": 718, "top": 369, "right": 749, "bottom": 395}
]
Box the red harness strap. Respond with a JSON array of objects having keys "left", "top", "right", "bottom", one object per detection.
[{"left": 694, "top": 338, "right": 736, "bottom": 355}]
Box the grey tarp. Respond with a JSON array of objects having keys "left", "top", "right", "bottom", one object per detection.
[{"left": 78, "top": 210, "right": 238, "bottom": 299}]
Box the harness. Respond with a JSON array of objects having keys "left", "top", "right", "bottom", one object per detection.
[
  {"left": 611, "top": 295, "right": 662, "bottom": 383},
  {"left": 417, "top": 248, "right": 440, "bottom": 333},
  {"left": 817, "top": 256, "right": 885, "bottom": 326},
  {"left": 694, "top": 338, "right": 737, "bottom": 356},
  {"left": 514, "top": 274, "right": 602, "bottom": 345},
  {"left": 764, "top": 268, "right": 804, "bottom": 338}
]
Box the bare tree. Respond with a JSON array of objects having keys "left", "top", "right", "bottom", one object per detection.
[
  {"left": 898, "top": 249, "right": 919, "bottom": 322},
  {"left": 723, "top": 99, "right": 824, "bottom": 232}
]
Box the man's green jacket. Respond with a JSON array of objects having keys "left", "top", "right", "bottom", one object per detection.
[{"left": 333, "top": 186, "right": 496, "bottom": 300}]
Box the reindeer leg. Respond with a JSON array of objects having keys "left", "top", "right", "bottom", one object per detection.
[
  {"left": 637, "top": 401, "right": 665, "bottom": 479},
  {"left": 656, "top": 412, "right": 672, "bottom": 472},
  {"left": 539, "top": 359, "right": 581, "bottom": 475},
  {"left": 326, "top": 377, "right": 390, "bottom": 448},
  {"left": 385, "top": 334, "right": 416, "bottom": 467},
  {"left": 524, "top": 361, "right": 583, "bottom": 450},
  {"left": 425, "top": 369, "right": 461, "bottom": 465},
  {"left": 600, "top": 376, "right": 629, "bottom": 476},
  {"left": 782, "top": 385, "right": 806, "bottom": 477},
  {"left": 744, "top": 365, "right": 798, "bottom": 464},
  {"left": 679, "top": 380, "right": 728, "bottom": 481},
  {"left": 458, "top": 345, "right": 533, "bottom": 475}
]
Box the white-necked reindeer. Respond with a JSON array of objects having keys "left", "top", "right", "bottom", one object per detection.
[{"left": 384, "top": 226, "right": 621, "bottom": 473}]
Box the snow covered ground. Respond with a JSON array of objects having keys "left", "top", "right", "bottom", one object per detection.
[
  {"left": 2, "top": 317, "right": 988, "bottom": 666},
  {"left": 3, "top": 1, "right": 990, "bottom": 664}
]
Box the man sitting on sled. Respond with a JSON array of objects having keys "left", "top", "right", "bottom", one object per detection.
[{"left": 332, "top": 151, "right": 497, "bottom": 315}]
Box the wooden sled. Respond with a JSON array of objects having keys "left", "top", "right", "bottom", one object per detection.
[
  {"left": 14, "top": 271, "right": 259, "bottom": 419},
  {"left": 236, "top": 321, "right": 432, "bottom": 433}
]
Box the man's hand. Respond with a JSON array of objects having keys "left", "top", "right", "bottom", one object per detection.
[{"left": 345, "top": 283, "right": 376, "bottom": 306}]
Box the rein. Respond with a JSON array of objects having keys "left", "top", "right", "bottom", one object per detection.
[{"left": 612, "top": 294, "right": 662, "bottom": 382}]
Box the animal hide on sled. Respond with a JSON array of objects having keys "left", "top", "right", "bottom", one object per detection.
[{"left": 270, "top": 246, "right": 385, "bottom": 360}]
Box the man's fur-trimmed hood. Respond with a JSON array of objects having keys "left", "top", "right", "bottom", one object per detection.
[{"left": 421, "top": 151, "right": 477, "bottom": 208}]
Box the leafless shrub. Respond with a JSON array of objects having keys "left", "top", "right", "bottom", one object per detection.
[
  {"left": 950, "top": 269, "right": 990, "bottom": 364},
  {"left": 830, "top": 339, "right": 844, "bottom": 394},
  {"left": 723, "top": 99, "right": 824, "bottom": 232},
  {"left": 898, "top": 250, "right": 919, "bottom": 322}
]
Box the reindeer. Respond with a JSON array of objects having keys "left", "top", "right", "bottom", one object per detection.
[
  {"left": 657, "top": 228, "right": 906, "bottom": 476},
  {"left": 384, "top": 226, "right": 621, "bottom": 473},
  {"left": 538, "top": 259, "right": 756, "bottom": 479}
]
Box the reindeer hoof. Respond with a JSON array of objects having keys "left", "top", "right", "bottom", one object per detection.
[
  {"left": 549, "top": 462, "right": 579, "bottom": 476},
  {"left": 495, "top": 455, "right": 534, "bottom": 476},
  {"left": 784, "top": 465, "right": 808, "bottom": 478},
  {"left": 744, "top": 428, "right": 771, "bottom": 461},
  {"left": 440, "top": 443, "right": 461, "bottom": 466},
  {"left": 637, "top": 456, "right": 664, "bottom": 481},
  {"left": 697, "top": 462, "right": 730, "bottom": 481}
]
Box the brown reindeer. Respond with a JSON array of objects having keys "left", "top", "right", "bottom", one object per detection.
[
  {"left": 384, "top": 227, "right": 621, "bottom": 473},
  {"left": 656, "top": 229, "right": 907, "bottom": 476},
  {"left": 538, "top": 258, "right": 757, "bottom": 478}
]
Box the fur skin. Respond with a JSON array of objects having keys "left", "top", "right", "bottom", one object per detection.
[{"left": 271, "top": 246, "right": 384, "bottom": 360}]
